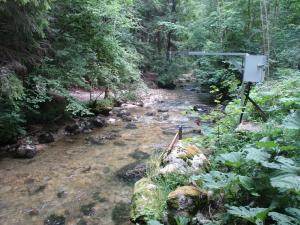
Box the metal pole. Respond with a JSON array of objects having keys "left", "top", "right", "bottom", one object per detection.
[{"left": 178, "top": 125, "right": 183, "bottom": 140}]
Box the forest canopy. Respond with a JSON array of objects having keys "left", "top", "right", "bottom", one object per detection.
[{"left": 0, "top": 0, "right": 299, "bottom": 144}]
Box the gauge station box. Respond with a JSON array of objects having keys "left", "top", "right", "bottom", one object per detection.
[{"left": 243, "top": 55, "right": 267, "bottom": 83}]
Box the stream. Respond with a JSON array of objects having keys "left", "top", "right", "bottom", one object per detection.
[{"left": 0, "top": 86, "right": 210, "bottom": 225}]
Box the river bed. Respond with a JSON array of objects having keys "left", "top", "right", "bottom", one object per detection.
[{"left": 0, "top": 87, "right": 210, "bottom": 225}]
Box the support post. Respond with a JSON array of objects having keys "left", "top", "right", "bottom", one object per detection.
[{"left": 178, "top": 125, "right": 183, "bottom": 140}]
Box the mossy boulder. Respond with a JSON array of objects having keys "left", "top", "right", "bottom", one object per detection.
[
  {"left": 130, "top": 178, "right": 161, "bottom": 223},
  {"left": 167, "top": 186, "right": 207, "bottom": 225}
]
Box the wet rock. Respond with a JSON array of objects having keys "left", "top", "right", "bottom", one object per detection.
[
  {"left": 145, "top": 111, "right": 156, "bottom": 116},
  {"left": 167, "top": 186, "right": 205, "bottom": 225},
  {"left": 81, "top": 166, "right": 91, "bottom": 173},
  {"left": 38, "top": 133, "right": 55, "bottom": 144},
  {"left": 65, "top": 123, "right": 80, "bottom": 134},
  {"left": 25, "top": 179, "right": 47, "bottom": 195},
  {"left": 0, "top": 185, "right": 12, "bottom": 194},
  {"left": 116, "top": 109, "right": 131, "bottom": 118},
  {"left": 122, "top": 115, "right": 135, "bottom": 122},
  {"left": 130, "top": 178, "right": 159, "bottom": 223},
  {"left": 44, "top": 214, "right": 65, "bottom": 225},
  {"left": 57, "top": 190, "right": 67, "bottom": 198},
  {"left": 92, "top": 192, "right": 107, "bottom": 203},
  {"left": 105, "top": 133, "right": 121, "bottom": 140},
  {"left": 103, "top": 167, "right": 111, "bottom": 174},
  {"left": 129, "top": 150, "right": 150, "bottom": 160},
  {"left": 113, "top": 141, "right": 127, "bottom": 146},
  {"left": 112, "top": 202, "right": 131, "bottom": 225},
  {"left": 15, "top": 144, "right": 37, "bottom": 159},
  {"left": 80, "top": 202, "right": 96, "bottom": 216},
  {"left": 125, "top": 122, "right": 137, "bottom": 129},
  {"left": 108, "top": 118, "right": 117, "bottom": 125},
  {"left": 91, "top": 116, "right": 107, "bottom": 128},
  {"left": 86, "top": 136, "right": 108, "bottom": 145},
  {"left": 116, "top": 162, "right": 146, "bottom": 184},
  {"left": 77, "top": 219, "right": 87, "bottom": 225},
  {"left": 28, "top": 208, "right": 39, "bottom": 216},
  {"left": 158, "top": 108, "right": 169, "bottom": 113}
]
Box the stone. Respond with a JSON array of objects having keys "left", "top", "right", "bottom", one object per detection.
[
  {"left": 116, "top": 162, "right": 146, "bottom": 184},
  {"left": 167, "top": 186, "right": 205, "bottom": 225},
  {"left": 113, "top": 141, "right": 127, "bottom": 146},
  {"left": 192, "top": 212, "right": 211, "bottom": 225},
  {"left": 145, "top": 111, "right": 156, "bottom": 116},
  {"left": 107, "top": 118, "right": 117, "bottom": 125},
  {"left": 38, "top": 133, "right": 54, "bottom": 144},
  {"left": 65, "top": 123, "right": 80, "bottom": 134},
  {"left": 130, "top": 178, "right": 160, "bottom": 223},
  {"left": 57, "top": 190, "right": 67, "bottom": 198},
  {"left": 158, "top": 108, "right": 169, "bottom": 113},
  {"left": 44, "top": 214, "right": 66, "bottom": 225},
  {"left": 28, "top": 208, "right": 39, "bottom": 216},
  {"left": 125, "top": 122, "right": 137, "bottom": 129},
  {"left": 129, "top": 150, "right": 150, "bottom": 160},
  {"left": 112, "top": 202, "right": 131, "bottom": 225},
  {"left": 15, "top": 144, "right": 37, "bottom": 158},
  {"left": 236, "top": 121, "right": 262, "bottom": 133},
  {"left": 91, "top": 116, "right": 107, "bottom": 128},
  {"left": 81, "top": 166, "right": 91, "bottom": 173},
  {"left": 116, "top": 109, "right": 131, "bottom": 117},
  {"left": 80, "top": 203, "right": 96, "bottom": 216},
  {"left": 25, "top": 180, "right": 47, "bottom": 195}
]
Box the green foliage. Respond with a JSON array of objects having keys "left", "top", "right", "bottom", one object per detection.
[
  {"left": 0, "top": 73, "right": 26, "bottom": 143},
  {"left": 189, "top": 74, "right": 300, "bottom": 224}
]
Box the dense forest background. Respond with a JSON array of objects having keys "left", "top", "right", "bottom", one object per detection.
[{"left": 0, "top": 0, "right": 299, "bottom": 144}]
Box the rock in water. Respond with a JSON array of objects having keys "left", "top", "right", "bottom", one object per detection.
[
  {"left": 112, "top": 202, "right": 131, "bottom": 225},
  {"left": 125, "top": 122, "right": 137, "bottom": 129},
  {"left": 130, "top": 178, "right": 160, "bottom": 223},
  {"left": 38, "top": 133, "right": 54, "bottom": 144},
  {"left": 158, "top": 108, "right": 169, "bottom": 113},
  {"left": 116, "top": 162, "right": 146, "bottom": 184},
  {"left": 15, "top": 144, "right": 37, "bottom": 158},
  {"left": 44, "top": 214, "right": 65, "bottom": 225},
  {"left": 167, "top": 186, "right": 206, "bottom": 225},
  {"left": 91, "top": 116, "right": 107, "bottom": 127},
  {"left": 129, "top": 150, "right": 150, "bottom": 160}
]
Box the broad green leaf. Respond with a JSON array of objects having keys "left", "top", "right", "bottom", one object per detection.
[
  {"left": 285, "top": 208, "right": 300, "bottom": 220},
  {"left": 268, "top": 212, "right": 298, "bottom": 225},
  {"left": 147, "top": 220, "right": 163, "bottom": 225},
  {"left": 256, "top": 141, "right": 278, "bottom": 148},
  {"left": 282, "top": 110, "right": 300, "bottom": 129},
  {"left": 217, "top": 152, "right": 243, "bottom": 168},
  {"left": 270, "top": 174, "right": 300, "bottom": 194},
  {"left": 261, "top": 156, "right": 299, "bottom": 173},
  {"left": 199, "top": 171, "right": 238, "bottom": 190},
  {"left": 245, "top": 147, "right": 270, "bottom": 163},
  {"left": 227, "top": 206, "right": 269, "bottom": 224}
]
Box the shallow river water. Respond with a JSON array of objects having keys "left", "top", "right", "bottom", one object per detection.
[{"left": 0, "top": 87, "right": 208, "bottom": 225}]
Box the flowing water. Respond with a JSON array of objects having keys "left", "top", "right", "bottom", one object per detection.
[{"left": 0, "top": 87, "right": 210, "bottom": 225}]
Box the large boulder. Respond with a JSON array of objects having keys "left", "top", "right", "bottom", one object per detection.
[
  {"left": 130, "top": 178, "right": 160, "bottom": 223},
  {"left": 167, "top": 186, "right": 206, "bottom": 225},
  {"left": 160, "top": 142, "right": 209, "bottom": 174}
]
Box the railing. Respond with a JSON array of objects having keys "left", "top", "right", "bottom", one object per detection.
[{"left": 160, "top": 126, "right": 182, "bottom": 161}]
